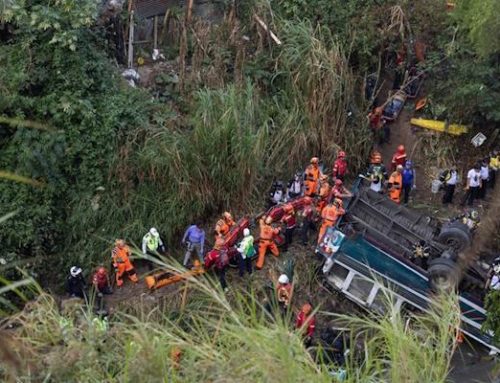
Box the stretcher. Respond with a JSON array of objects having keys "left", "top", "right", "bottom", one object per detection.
[
  {"left": 144, "top": 260, "right": 205, "bottom": 290},
  {"left": 410, "top": 118, "right": 468, "bottom": 136},
  {"left": 382, "top": 91, "right": 407, "bottom": 122}
]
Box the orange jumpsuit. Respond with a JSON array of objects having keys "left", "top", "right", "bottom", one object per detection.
[
  {"left": 215, "top": 217, "right": 235, "bottom": 237},
  {"left": 256, "top": 219, "right": 280, "bottom": 269},
  {"left": 112, "top": 245, "right": 138, "bottom": 286},
  {"left": 318, "top": 204, "right": 345, "bottom": 243},
  {"left": 388, "top": 171, "right": 403, "bottom": 203},
  {"left": 304, "top": 165, "right": 321, "bottom": 197},
  {"left": 316, "top": 181, "right": 331, "bottom": 213}
]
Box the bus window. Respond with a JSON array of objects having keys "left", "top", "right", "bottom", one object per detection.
[
  {"left": 370, "top": 288, "right": 393, "bottom": 314},
  {"left": 327, "top": 263, "right": 350, "bottom": 289},
  {"left": 346, "top": 274, "right": 375, "bottom": 303}
]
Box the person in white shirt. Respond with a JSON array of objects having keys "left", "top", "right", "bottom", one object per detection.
[
  {"left": 462, "top": 163, "right": 482, "bottom": 207},
  {"left": 479, "top": 158, "right": 489, "bottom": 199}
]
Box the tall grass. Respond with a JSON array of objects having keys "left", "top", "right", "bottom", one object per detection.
[{"left": 2, "top": 269, "right": 461, "bottom": 382}]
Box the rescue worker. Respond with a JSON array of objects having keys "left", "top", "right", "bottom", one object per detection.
[
  {"left": 182, "top": 222, "right": 206, "bottom": 267},
  {"left": 295, "top": 302, "right": 316, "bottom": 347},
  {"left": 388, "top": 165, "right": 403, "bottom": 203},
  {"left": 368, "top": 106, "right": 385, "bottom": 144},
  {"left": 391, "top": 145, "right": 407, "bottom": 170},
  {"left": 316, "top": 174, "right": 331, "bottom": 213},
  {"left": 111, "top": 239, "right": 138, "bottom": 287},
  {"left": 479, "top": 158, "right": 489, "bottom": 199},
  {"left": 66, "top": 266, "right": 87, "bottom": 299},
  {"left": 489, "top": 150, "right": 499, "bottom": 188},
  {"left": 330, "top": 179, "right": 353, "bottom": 200},
  {"left": 304, "top": 157, "right": 322, "bottom": 197},
  {"left": 276, "top": 274, "right": 293, "bottom": 313},
  {"left": 281, "top": 204, "right": 296, "bottom": 252},
  {"left": 401, "top": 160, "right": 416, "bottom": 205},
  {"left": 236, "top": 228, "right": 254, "bottom": 277},
  {"left": 142, "top": 227, "right": 166, "bottom": 270},
  {"left": 215, "top": 212, "right": 235, "bottom": 237},
  {"left": 268, "top": 180, "right": 285, "bottom": 207},
  {"left": 318, "top": 198, "right": 345, "bottom": 244},
  {"left": 300, "top": 196, "right": 316, "bottom": 245},
  {"left": 366, "top": 151, "right": 388, "bottom": 193},
  {"left": 215, "top": 247, "right": 229, "bottom": 292},
  {"left": 440, "top": 165, "right": 458, "bottom": 204},
  {"left": 287, "top": 172, "right": 303, "bottom": 200},
  {"left": 256, "top": 216, "right": 280, "bottom": 270},
  {"left": 92, "top": 267, "right": 113, "bottom": 295},
  {"left": 332, "top": 151, "right": 348, "bottom": 181}
]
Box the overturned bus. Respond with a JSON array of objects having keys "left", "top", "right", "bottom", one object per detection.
[{"left": 317, "top": 179, "right": 499, "bottom": 353}]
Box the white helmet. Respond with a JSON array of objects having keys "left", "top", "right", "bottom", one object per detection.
[
  {"left": 70, "top": 266, "right": 82, "bottom": 277},
  {"left": 149, "top": 227, "right": 159, "bottom": 237},
  {"left": 278, "top": 274, "right": 289, "bottom": 284},
  {"left": 243, "top": 228, "right": 250, "bottom": 237}
]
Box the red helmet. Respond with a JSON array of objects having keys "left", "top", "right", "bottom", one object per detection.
[
  {"left": 301, "top": 303, "right": 312, "bottom": 315},
  {"left": 338, "top": 151, "right": 346, "bottom": 158},
  {"left": 335, "top": 179, "right": 343, "bottom": 186},
  {"left": 97, "top": 267, "right": 106, "bottom": 275},
  {"left": 397, "top": 145, "right": 405, "bottom": 154}
]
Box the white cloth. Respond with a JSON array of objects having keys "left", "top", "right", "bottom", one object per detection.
[
  {"left": 480, "top": 165, "right": 489, "bottom": 181},
  {"left": 272, "top": 190, "right": 283, "bottom": 204},
  {"left": 491, "top": 275, "right": 500, "bottom": 290},
  {"left": 446, "top": 170, "right": 458, "bottom": 185},
  {"left": 467, "top": 169, "right": 481, "bottom": 187},
  {"left": 288, "top": 180, "right": 302, "bottom": 195},
  {"left": 370, "top": 180, "right": 382, "bottom": 193}
]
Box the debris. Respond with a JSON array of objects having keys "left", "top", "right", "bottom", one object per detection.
[
  {"left": 410, "top": 118, "right": 468, "bottom": 136},
  {"left": 471, "top": 132, "right": 487, "bottom": 147},
  {"left": 121, "top": 69, "right": 140, "bottom": 87},
  {"left": 253, "top": 15, "right": 282, "bottom": 45},
  {"left": 152, "top": 49, "right": 165, "bottom": 61}
]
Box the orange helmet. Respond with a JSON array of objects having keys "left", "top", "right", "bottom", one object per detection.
[
  {"left": 338, "top": 151, "right": 346, "bottom": 158},
  {"left": 115, "top": 239, "right": 125, "bottom": 248},
  {"left": 301, "top": 303, "right": 312, "bottom": 315},
  {"left": 265, "top": 216, "right": 273, "bottom": 225},
  {"left": 370, "top": 150, "right": 382, "bottom": 164},
  {"left": 397, "top": 145, "right": 405, "bottom": 154},
  {"left": 310, "top": 157, "right": 319, "bottom": 164},
  {"left": 223, "top": 211, "right": 233, "bottom": 221},
  {"left": 283, "top": 204, "right": 294, "bottom": 213},
  {"left": 97, "top": 267, "right": 107, "bottom": 275},
  {"left": 335, "top": 179, "right": 343, "bottom": 186},
  {"left": 303, "top": 196, "right": 313, "bottom": 205}
]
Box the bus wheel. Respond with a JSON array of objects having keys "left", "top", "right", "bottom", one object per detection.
[
  {"left": 437, "top": 226, "right": 471, "bottom": 252},
  {"left": 428, "top": 257, "right": 460, "bottom": 292}
]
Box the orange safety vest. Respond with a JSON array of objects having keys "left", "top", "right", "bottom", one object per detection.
[
  {"left": 260, "top": 222, "right": 277, "bottom": 240},
  {"left": 112, "top": 246, "right": 131, "bottom": 265},
  {"left": 389, "top": 172, "right": 402, "bottom": 202},
  {"left": 321, "top": 204, "right": 342, "bottom": 222},
  {"left": 215, "top": 219, "right": 230, "bottom": 235},
  {"left": 305, "top": 165, "right": 320, "bottom": 182}
]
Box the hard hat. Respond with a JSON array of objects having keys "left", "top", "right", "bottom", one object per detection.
[
  {"left": 97, "top": 267, "right": 106, "bottom": 275},
  {"left": 303, "top": 196, "right": 313, "bottom": 205},
  {"left": 149, "top": 227, "right": 159, "bottom": 237},
  {"left": 115, "top": 239, "right": 125, "bottom": 248},
  {"left": 223, "top": 212, "right": 233, "bottom": 220},
  {"left": 243, "top": 228, "right": 250, "bottom": 237},
  {"left": 310, "top": 157, "right": 319, "bottom": 164},
  {"left": 265, "top": 216, "right": 273, "bottom": 225},
  {"left": 338, "top": 151, "right": 346, "bottom": 158},
  {"left": 396, "top": 164, "right": 403, "bottom": 171},
  {"left": 335, "top": 179, "right": 343, "bottom": 186},
  {"left": 397, "top": 144, "right": 405, "bottom": 153},
  {"left": 278, "top": 274, "right": 289, "bottom": 284},
  {"left": 301, "top": 303, "right": 312, "bottom": 315},
  {"left": 70, "top": 266, "right": 82, "bottom": 277}
]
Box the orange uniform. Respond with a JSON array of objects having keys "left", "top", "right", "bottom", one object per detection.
[
  {"left": 318, "top": 203, "right": 345, "bottom": 243},
  {"left": 215, "top": 214, "right": 235, "bottom": 237},
  {"left": 112, "top": 242, "right": 138, "bottom": 287},
  {"left": 304, "top": 164, "right": 321, "bottom": 197},
  {"left": 316, "top": 179, "right": 331, "bottom": 213},
  {"left": 256, "top": 218, "right": 280, "bottom": 269},
  {"left": 388, "top": 171, "right": 403, "bottom": 203}
]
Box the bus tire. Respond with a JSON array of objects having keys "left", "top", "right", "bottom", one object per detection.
[
  {"left": 428, "top": 257, "right": 460, "bottom": 292},
  {"left": 437, "top": 226, "right": 471, "bottom": 252}
]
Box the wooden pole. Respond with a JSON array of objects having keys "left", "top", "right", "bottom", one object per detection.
[
  {"left": 186, "top": 0, "right": 194, "bottom": 24},
  {"left": 153, "top": 15, "right": 158, "bottom": 50},
  {"left": 127, "top": 10, "right": 134, "bottom": 68}
]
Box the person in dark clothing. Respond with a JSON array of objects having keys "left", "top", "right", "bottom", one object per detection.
[
  {"left": 401, "top": 160, "right": 416, "bottom": 205},
  {"left": 440, "top": 166, "right": 458, "bottom": 204},
  {"left": 215, "top": 248, "right": 229, "bottom": 291},
  {"left": 281, "top": 204, "right": 296, "bottom": 251},
  {"left": 66, "top": 266, "right": 87, "bottom": 299},
  {"left": 300, "top": 197, "right": 316, "bottom": 245}
]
